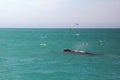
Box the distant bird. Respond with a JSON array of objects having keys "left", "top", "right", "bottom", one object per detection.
[{"left": 75, "top": 23, "right": 79, "bottom": 25}]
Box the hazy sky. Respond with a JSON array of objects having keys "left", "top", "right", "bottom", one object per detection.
[{"left": 0, "top": 0, "right": 120, "bottom": 28}]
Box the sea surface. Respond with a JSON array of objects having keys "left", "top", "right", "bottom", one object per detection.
[{"left": 0, "top": 28, "right": 120, "bottom": 80}]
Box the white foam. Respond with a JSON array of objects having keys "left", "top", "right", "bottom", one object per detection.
[
  {"left": 76, "top": 33, "right": 80, "bottom": 36},
  {"left": 40, "top": 36, "right": 47, "bottom": 39},
  {"left": 99, "top": 40, "right": 103, "bottom": 43},
  {"left": 40, "top": 43, "right": 47, "bottom": 46},
  {"left": 99, "top": 40, "right": 104, "bottom": 45}
]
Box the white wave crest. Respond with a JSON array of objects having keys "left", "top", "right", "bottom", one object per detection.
[{"left": 40, "top": 43, "right": 47, "bottom": 46}]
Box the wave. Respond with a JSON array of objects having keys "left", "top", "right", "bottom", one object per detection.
[{"left": 40, "top": 43, "right": 47, "bottom": 46}]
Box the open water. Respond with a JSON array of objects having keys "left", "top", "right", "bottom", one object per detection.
[{"left": 0, "top": 28, "right": 120, "bottom": 80}]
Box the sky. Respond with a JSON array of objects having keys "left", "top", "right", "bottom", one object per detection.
[{"left": 0, "top": 0, "right": 120, "bottom": 28}]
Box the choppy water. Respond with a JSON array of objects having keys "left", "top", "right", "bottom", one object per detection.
[{"left": 0, "top": 28, "right": 120, "bottom": 80}]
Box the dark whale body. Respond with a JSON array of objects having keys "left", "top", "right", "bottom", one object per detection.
[{"left": 64, "top": 49, "right": 95, "bottom": 55}]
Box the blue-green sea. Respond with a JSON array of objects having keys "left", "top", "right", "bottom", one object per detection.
[{"left": 0, "top": 28, "right": 120, "bottom": 80}]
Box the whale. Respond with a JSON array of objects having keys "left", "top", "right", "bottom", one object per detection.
[{"left": 64, "top": 49, "right": 95, "bottom": 55}]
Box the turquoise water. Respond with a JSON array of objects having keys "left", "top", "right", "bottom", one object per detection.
[{"left": 0, "top": 28, "right": 120, "bottom": 80}]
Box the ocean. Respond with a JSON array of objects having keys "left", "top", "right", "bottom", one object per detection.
[{"left": 0, "top": 28, "right": 119, "bottom": 80}]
